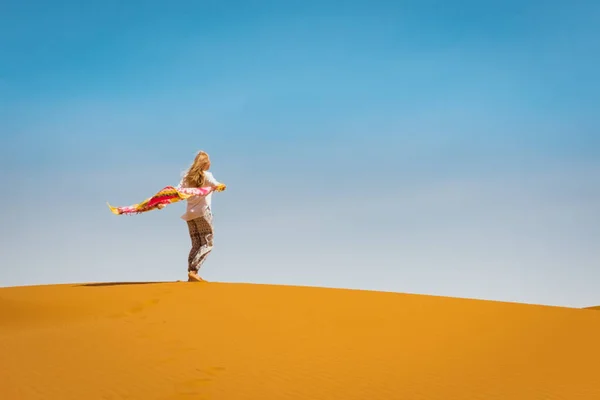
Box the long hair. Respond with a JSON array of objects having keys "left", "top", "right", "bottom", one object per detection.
[{"left": 182, "top": 151, "right": 211, "bottom": 188}]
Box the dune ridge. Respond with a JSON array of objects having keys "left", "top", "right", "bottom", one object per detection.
[{"left": 1, "top": 281, "right": 600, "bottom": 399}]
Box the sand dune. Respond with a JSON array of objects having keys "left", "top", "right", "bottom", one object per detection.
[{"left": 1, "top": 282, "right": 600, "bottom": 399}]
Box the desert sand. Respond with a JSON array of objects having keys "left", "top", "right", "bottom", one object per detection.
[{"left": 1, "top": 282, "right": 600, "bottom": 400}]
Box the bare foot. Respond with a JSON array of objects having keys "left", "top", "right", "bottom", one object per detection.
[{"left": 187, "top": 271, "right": 207, "bottom": 282}]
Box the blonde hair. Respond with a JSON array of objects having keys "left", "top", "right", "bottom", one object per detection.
[{"left": 182, "top": 151, "right": 211, "bottom": 188}]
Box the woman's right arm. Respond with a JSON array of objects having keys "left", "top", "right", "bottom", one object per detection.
[{"left": 205, "top": 172, "right": 226, "bottom": 191}]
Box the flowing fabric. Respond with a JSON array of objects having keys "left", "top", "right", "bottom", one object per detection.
[{"left": 107, "top": 186, "right": 214, "bottom": 215}]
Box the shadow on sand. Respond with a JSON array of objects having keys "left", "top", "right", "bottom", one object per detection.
[{"left": 77, "top": 281, "right": 172, "bottom": 287}]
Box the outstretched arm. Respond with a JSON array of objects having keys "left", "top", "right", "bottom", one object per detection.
[{"left": 205, "top": 172, "right": 226, "bottom": 192}]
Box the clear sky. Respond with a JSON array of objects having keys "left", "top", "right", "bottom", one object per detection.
[{"left": 1, "top": 0, "right": 599, "bottom": 307}]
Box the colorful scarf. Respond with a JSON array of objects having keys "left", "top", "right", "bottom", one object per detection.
[{"left": 107, "top": 186, "right": 214, "bottom": 215}]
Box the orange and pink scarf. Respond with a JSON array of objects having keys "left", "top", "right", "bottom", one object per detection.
[{"left": 107, "top": 186, "right": 214, "bottom": 215}]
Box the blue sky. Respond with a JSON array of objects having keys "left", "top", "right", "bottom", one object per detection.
[{"left": 1, "top": 0, "right": 599, "bottom": 307}]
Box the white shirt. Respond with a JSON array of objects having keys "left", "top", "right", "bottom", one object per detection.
[{"left": 177, "top": 171, "right": 221, "bottom": 221}]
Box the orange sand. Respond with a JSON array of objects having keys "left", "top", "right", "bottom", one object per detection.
[{"left": 1, "top": 282, "right": 600, "bottom": 399}]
